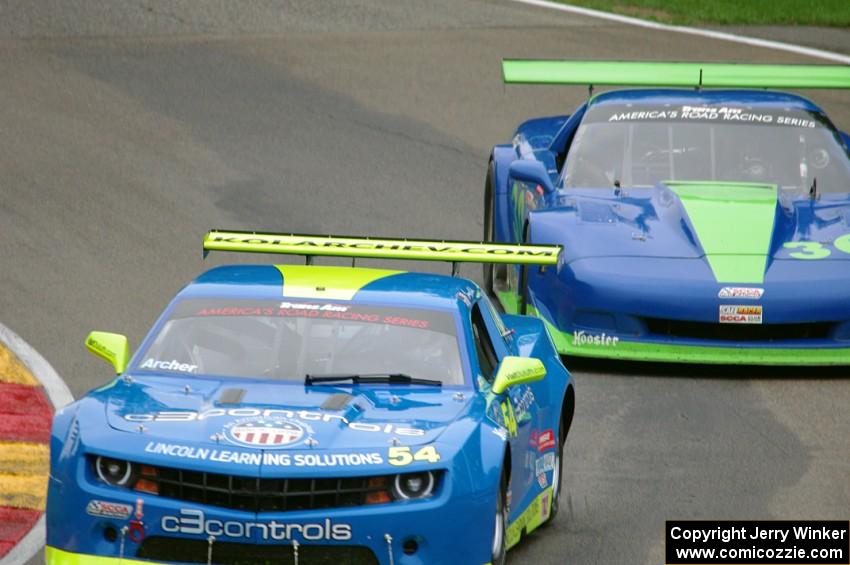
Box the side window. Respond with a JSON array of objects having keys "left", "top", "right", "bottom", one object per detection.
[
  {"left": 471, "top": 304, "right": 500, "bottom": 381},
  {"left": 482, "top": 294, "right": 512, "bottom": 348}
]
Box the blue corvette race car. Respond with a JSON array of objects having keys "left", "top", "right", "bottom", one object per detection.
[
  {"left": 46, "top": 231, "right": 575, "bottom": 565},
  {"left": 485, "top": 60, "right": 850, "bottom": 365}
]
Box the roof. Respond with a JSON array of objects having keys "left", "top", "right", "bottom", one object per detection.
[
  {"left": 179, "top": 264, "right": 478, "bottom": 310},
  {"left": 589, "top": 89, "right": 823, "bottom": 113}
]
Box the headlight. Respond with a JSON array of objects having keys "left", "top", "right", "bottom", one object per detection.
[
  {"left": 95, "top": 456, "right": 135, "bottom": 486},
  {"left": 392, "top": 471, "right": 435, "bottom": 500}
]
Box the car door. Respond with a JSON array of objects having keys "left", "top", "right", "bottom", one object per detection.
[{"left": 470, "top": 297, "right": 538, "bottom": 518}]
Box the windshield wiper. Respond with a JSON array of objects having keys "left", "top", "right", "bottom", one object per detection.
[{"left": 304, "top": 373, "right": 442, "bottom": 386}]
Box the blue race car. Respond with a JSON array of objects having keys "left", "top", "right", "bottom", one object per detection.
[
  {"left": 485, "top": 60, "right": 850, "bottom": 365},
  {"left": 47, "top": 231, "right": 575, "bottom": 565}
]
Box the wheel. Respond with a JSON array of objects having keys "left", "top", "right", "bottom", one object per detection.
[
  {"left": 491, "top": 468, "right": 508, "bottom": 565},
  {"left": 544, "top": 415, "right": 565, "bottom": 524}
]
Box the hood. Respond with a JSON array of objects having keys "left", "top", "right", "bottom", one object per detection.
[
  {"left": 533, "top": 182, "right": 850, "bottom": 283},
  {"left": 103, "top": 375, "right": 471, "bottom": 451}
]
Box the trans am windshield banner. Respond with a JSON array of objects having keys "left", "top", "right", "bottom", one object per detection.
[
  {"left": 167, "top": 298, "right": 458, "bottom": 335},
  {"left": 584, "top": 104, "right": 831, "bottom": 129}
]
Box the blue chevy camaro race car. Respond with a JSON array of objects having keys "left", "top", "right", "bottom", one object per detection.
[
  {"left": 485, "top": 60, "right": 850, "bottom": 365},
  {"left": 47, "top": 232, "right": 575, "bottom": 565}
]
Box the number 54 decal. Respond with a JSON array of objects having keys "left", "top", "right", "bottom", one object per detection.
[
  {"left": 784, "top": 233, "right": 850, "bottom": 260},
  {"left": 388, "top": 445, "right": 441, "bottom": 466}
]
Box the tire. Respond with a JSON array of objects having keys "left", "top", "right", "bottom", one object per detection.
[
  {"left": 491, "top": 468, "right": 509, "bottom": 565},
  {"left": 544, "top": 415, "right": 565, "bottom": 524}
]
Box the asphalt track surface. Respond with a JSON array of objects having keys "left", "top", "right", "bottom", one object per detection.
[{"left": 1, "top": 2, "right": 848, "bottom": 564}]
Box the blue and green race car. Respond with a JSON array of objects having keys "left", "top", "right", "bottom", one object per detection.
[
  {"left": 47, "top": 231, "right": 575, "bottom": 565},
  {"left": 486, "top": 60, "right": 850, "bottom": 365}
]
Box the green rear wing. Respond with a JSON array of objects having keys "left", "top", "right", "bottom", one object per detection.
[
  {"left": 203, "top": 230, "right": 562, "bottom": 268},
  {"left": 501, "top": 60, "right": 850, "bottom": 89}
]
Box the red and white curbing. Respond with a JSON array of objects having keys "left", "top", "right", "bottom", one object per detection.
[{"left": 0, "top": 323, "right": 73, "bottom": 565}]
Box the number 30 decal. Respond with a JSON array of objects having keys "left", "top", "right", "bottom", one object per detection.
[
  {"left": 784, "top": 233, "right": 850, "bottom": 260},
  {"left": 388, "top": 445, "right": 441, "bottom": 466}
]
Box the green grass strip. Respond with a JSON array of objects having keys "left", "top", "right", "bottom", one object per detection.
[{"left": 558, "top": 0, "right": 850, "bottom": 27}]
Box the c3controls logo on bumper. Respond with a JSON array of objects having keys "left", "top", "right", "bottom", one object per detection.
[{"left": 161, "top": 509, "right": 352, "bottom": 541}]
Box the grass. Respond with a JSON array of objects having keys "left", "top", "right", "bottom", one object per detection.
[{"left": 559, "top": 0, "right": 850, "bottom": 26}]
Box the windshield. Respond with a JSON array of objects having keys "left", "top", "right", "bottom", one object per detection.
[
  {"left": 563, "top": 103, "right": 850, "bottom": 194},
  {"left": 136, "top": 298, "right": 465, "bottom": 385}
]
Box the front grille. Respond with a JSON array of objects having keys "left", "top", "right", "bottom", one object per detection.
[
  {"left": 137, "top": 536, "right": 379, "bottom": 565},
  {"left": 645, "top": 318, "right": 833, "bottom": 342},
  {"left": 140, "top": 463, "right": 398, "bottom": 513}
]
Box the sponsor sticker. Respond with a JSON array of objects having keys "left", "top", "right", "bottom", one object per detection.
[
  {"left": 86, "top": 500, "right": 133, "bottom": 519},
  {"left": 718, "top": 287, "right": 764, "bottom": 300},
  {"left": 144, "top": 441, "right": 385, "bottom": 467},
  {"left": 535, "top": 452, "right": 556, "bottom": 476},
  {"left": 139, "top": 358, "right": 198, "bottom": 373},
  {"left": 124, "top": 408, "right": 425, "bottom": 437},
  {"left": 572, "top": 330, "right": 619, "bottom": 347},
  {"left": 719, "top": 305, "right": 763, "bottom": 325},
  {"left": 537, "top": 473, "right": 548, "bottom": 488},
  {"left": 512, "top": 387, "right": 536, "bottom": 423},
  {"left": 224, "top": 417, "right": 305, "bottom": 449},
  {"left": 536, "top": 429, "right": 556, "bottom": 452},
  {"left": 161, "top": 509, "right": 352, "bottom": 542}
]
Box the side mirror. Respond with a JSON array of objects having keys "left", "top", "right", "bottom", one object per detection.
[
  {"left": 85, "top": 331, "right": 129, "bottom": 375},
  {"left": 492, "top": 356, "right": 546, "bottom": 395},
  {"left": 508, "top": 160, "right": 556, "bottom": 195}
]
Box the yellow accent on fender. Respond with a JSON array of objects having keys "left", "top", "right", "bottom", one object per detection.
[
  {"left": 48, "top": 546, "right": 496, "bottom": 565},
  {"left": 500, "top": 401, "right": 518, "bottom": 438},
  {"left": 506, "top": 487, "right": 553, "bottom": 550},
  {"left": 274, "top": 265, "right": 401, "bottom": 300},
  {"left": 204, "top": 230, "right": 562, "bottom": 265},
  {"left": 46, "top": 547, "right": 154, "bottom": 565}
]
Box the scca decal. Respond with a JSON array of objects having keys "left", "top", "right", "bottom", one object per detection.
[{"left": 783, "top": 233, "right": 850, "bottom": 260}]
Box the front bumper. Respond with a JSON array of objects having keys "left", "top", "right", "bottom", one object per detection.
[
  {"left": 47, "top": 469, "right": 496, "bottom": 565},
  {"left": 545, "top": 318, "right": 850, "bottom": 365},
  {"left": 496, "top": 291, "right": 850, "bottom": 366}
]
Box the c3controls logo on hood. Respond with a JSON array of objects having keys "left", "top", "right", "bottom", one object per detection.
[{"left": 224, "top": 417, "right": 306, "bottom": 449}]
